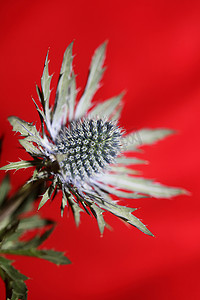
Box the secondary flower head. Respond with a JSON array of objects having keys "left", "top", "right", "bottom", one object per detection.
[{"left": 1, "top": 42, "right": 186, "bottom": 235}]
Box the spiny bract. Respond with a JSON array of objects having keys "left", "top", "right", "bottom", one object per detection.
[{"left": 0, "top": 42, "right": 186, "bottom": 235}]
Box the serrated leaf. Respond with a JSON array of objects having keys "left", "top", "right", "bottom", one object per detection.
[
  {"left": 83, "top": 187, "right": 151, "bottom": 235},
  {"left": 51, "top": 43, "right": 75, "bottom": 136},
  {"left": 31, "top": 249, "right": 70, "bottom": 265},
  {"left": 90, "top": 185, "right": 117, "bottom": 205},
  {"left": 93, "top": 181, "right": 145, "bottom": 199},
  {"left": 8, "top": 116, "right": 44, "bottom": 151},
  {"left": 57, "top": 73, "right": 76, "bottom": 127},
  {"left": 36, "top": 84, "right": 45, "bottom": 110},
  {"left": 100, "top": 174, "right": 187, "bottom": 198},
  {"left": 123, "top": 128, "right": 174, "bottom": 151},
  {"left": 19, "top": 139, "right": 42, "bottom": 156},
  {"left": 1, "top": 248, "right": 70, "bottom": 265},
  {"left": 41, "top": 50, "right": 52, "bottom": 127},
  {"left": 0, "top": 174, "right": 11, "bottom": 205},
  {"left": 52, "top": 75, "right": 76, "bottom": 138},
  {"left": 31, "top": 97, "right": 46, "bottom": 122},
  {"left": 8, "top": 116, "right": 42, "bottom": 142},
  {"left": 31, "top": 97, "right": 46, "bottom": 136},
  {"left": 75, "top": 42, "right": 107, "bottom": 119},
  {"left": 90, "top": 203, "right": 105, "bottom": 234},
  {"left": 89, "top": 92, "right": 124, "bottom": 119},
  {"left": 64, "top": 190, "right": 83, "bottom": 226},
  {"left": 97, "top": 201, "right": 153, "bottom": 236},
  {"left": 38, "top": 182, "right": 56, "bottom": 210},
  {"left": 0, "top": 257, "right": 28, "bottom": 281},
  {"left": 0, "top": 160, "right": 42, "bottom": 172}
]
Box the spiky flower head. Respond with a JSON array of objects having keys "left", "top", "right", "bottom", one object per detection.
[
  {"left": 55, "top": 118, "right": 123, "bottom": 183},
  {"left": 0, "top": 42, "right": 186, "bottom": 235}
]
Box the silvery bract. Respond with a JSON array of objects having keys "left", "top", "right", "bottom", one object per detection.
[{"left": 0, "top": 42, "right": 186, "bottom": 235}]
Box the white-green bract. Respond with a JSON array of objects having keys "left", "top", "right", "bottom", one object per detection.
[{"left": 0, "top": 42, "right": 186, "bottom": 235}]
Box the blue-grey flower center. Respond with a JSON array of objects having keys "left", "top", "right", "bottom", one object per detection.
[{"left": 55, "top": 119, "right": 122, "bottom": 180}]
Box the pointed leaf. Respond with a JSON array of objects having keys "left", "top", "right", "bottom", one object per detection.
[
  {"left": 51, "top": 43, "right": 74, "bottom": 137},
  {"left": 33, "top": 249, "right": 71, "bottom": 265},
  {"left": 36, "top": 84, "right": 45, "bottom": 111},
  {"left": 0, "top": 257, "right": 28, "bottom": 281},
  {"left": 8, "top": 116, "right": 41, "bottom": 140},
  {"left": 97, "top": 201, "right": 153, "bottom": 236},
  {"left": 64, "top": 190, "right": 83, "bottom": 226},
  {"left": 101, "top": 174, "right": 187, "bottom": 198},
  {"left": 1, "top": 248, "right": 70, "bottom": 265},
  {"left": 90, "top": 203, "right": 105, "bottom": 234},
  {"left": 41, "top": 50, "right": 52, "bottom": 126},
  {"left": 31, "top": 97, "right": 46, "bottom": 122},
  {"left": 19, "top": 139, "right": 42, "bottom": 156},
  {"left": 31, "top": 97, "right": 46, "bottom": 136},
  {"left": 75, "top": 42, "right": 107, "bottom": 118},
  {"left": 38, "top": 182, "right": 56, "bottom": 210},
  {"left": 93, "top": 181, "right": 145, "bottom": 199},
  {"left": 123, "top": 128, "right": 174, "bottom": 151},
  {"left": 60, "top": 193, "right": 67, "bottom": 217},
  {"left": 0, "top": 160, "right": 42, "bottom": 172},
  {"left": 52, "top": 76, "right": 76, "bottom": 137}
]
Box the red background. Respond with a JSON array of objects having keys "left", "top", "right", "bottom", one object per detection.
[{"left": 0, "top": 0, "right": 200, "bottom": 299}]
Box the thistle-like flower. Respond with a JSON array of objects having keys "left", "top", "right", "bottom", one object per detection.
[{"left": 1, "top": 42, "right": 186, "bottom": 235}]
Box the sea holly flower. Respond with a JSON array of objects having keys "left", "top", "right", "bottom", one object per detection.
[{"left": 0, "top": 42, "right": 186, "bottom": 235}]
